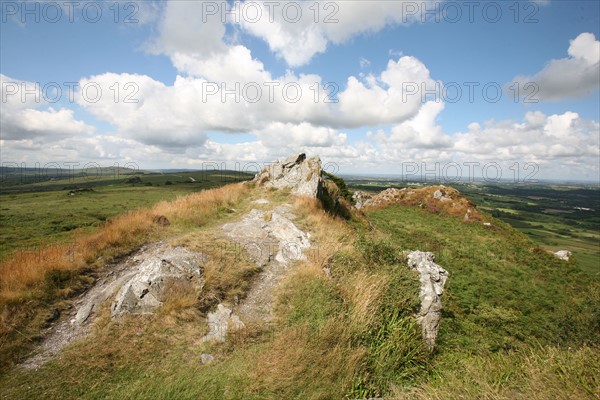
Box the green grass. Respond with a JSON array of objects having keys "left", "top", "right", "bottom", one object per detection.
[
  {"left": 347, "top": 180, "right": 600, "bottom": 274},
  {"left": 0, "top": 179, "right": 597, "bottom": 399},
  {"left": 367, "top": 205, "right": 598, "bottom": 351},
  {"left": 0, "top": 171, "right": 253, "bottom": 258},
  {"left": 366, "top": 205, "right": 599, "bottom": 398}
]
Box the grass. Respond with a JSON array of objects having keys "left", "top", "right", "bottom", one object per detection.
[
  {"left": 346, "top": 180, "right": 600, "bottom": 273},
  {"left": 0, "top": 177, "right": 597, "bottom": 399},
  {"left": 393, "top": 344, "right": 599, "bottom": 399},
  {"left": 0, "top": 170, "right": 252, "bottom": 258},
  {"left": 0, "top": 183, "right": 249, "bottom": 371},
  {"left": 366, "top": 204, "right": 599, "bottom": 398},
  {"left": 0, "top": 184, "right": 430, "bottom": 399}
]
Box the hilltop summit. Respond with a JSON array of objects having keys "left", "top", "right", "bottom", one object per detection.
[{"left": 252, "top": 153, "right": 322, "bottom": 197}]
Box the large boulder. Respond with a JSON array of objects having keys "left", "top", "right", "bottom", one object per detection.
[
  {"left": 110, "top": 246, "right": 206, "bottom": 318},
  {"left": 406, "top": 251, "right": 449, "bottom": 349},
  {"left": 253, "top": 153, "right": 322, "bottom": 197}
]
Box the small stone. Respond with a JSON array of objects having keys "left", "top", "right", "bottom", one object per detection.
[
  {"left": 253, "top": 199, "right": 270, "bottom": 204},
  {"left": 553, "top": 250, "right": 572, "bottom": 261},
  {"left": 200, "top": 353, "right": 214, "bottom": 364}
]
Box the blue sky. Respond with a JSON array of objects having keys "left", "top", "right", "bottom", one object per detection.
[{"left": 1, "top": 1, "right": 599, "bottom": 181}]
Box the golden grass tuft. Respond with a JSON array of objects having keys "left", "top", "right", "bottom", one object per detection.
[
  {"left": 249, "top": 321, "right": 365, "bottom": 397},
  {"left": 341, "top": 270, "right": 390, "bottom": 334}
]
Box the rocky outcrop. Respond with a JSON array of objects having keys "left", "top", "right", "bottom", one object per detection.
[
  {"left": 222, "top": 205, "right": 311, "bottom": 323},
  {"left": 222, "top": 206, "right": 311, "bottom": 267},
  {"left": 253, "top": 153, "right": 322, "bottom": 197},
  {"left": 406, "top": 251, "right": 449, "bottom": 349},
  {"left": 355, "top": 185, "right": 483, "bottom": 221},
  {"left": 352, "top": 191, "right": 374, "bottom": 210},
  {"left": 24, "top": 244, "right": 206, "bottom": 369},
  {"left": 111, "top": 246, "right": 205, "bottom": 317},
  {"left": 554, "top": 250, "right": 572, "bottom": 261},
  {"left": 74, "top": 245, "right": 205, "bottom": 323}
]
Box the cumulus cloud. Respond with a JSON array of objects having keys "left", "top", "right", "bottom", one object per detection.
[
  {"left": 451, "top": 111, "right": 599, "bottom": 161},
  {"left": 75, "top": 52, "right": 436, "bottom": 147},
  {"left": 236, "top": 0, "right": 429, "bottom": 66},
  {"left": 338, "top": 56, "right": 438, "bottom": 127},
  {"left": 361, "top": 105, "right": 599, "bottom": 181},
  {"left": 148, "top": 1, "right": 227, "bottom": 58},
  {"left": 251, "top": 122, "right": 347, "bottom": 148},
  {"left": 0, "top": 74, "right": 95, "bottom": 141},
  {"left": 510, "top": 32, "right": 600, "bottom": 101}
]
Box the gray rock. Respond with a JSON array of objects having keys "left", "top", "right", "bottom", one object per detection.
[
  {"left": 200, "top": 353, "right": 214, "bottom": 364},
  {"left": 222, "top": 207, "right": 310, "bottom": 267},
  {"left": 111, "top": 247, "right": 206, "bottom": 318},
  {"left": 24, "top": 243, "right": 206, "bottom": 369},
  {"left": 352, "top": 191, "right": 374, "bottom": 210},
  {"left": 406, "top": 251, "right": 449, "bottom": 349},
  {"left": 253, "top": 153, "right": 322, "bottom": 197},
  {"left": 252, "top": 199, "right": 270, "bottom": 205},
  {"left": 202, "top": 304, "right": 245, "bottom": 342},
  {"left": 433, "top": 187, "right": 452, "bottom": 202},
  {"left": 222, "top": 206, "right": 311, "bottom": 324},
  {"left": 554, "top": 250, "right": 572, "bottom": 261}
]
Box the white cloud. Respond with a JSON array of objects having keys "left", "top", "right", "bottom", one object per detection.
[
  {"left": 510, "top": 32, "right": 600, "bottom": 101},
  {"left": 361, "top": 106, "right": 599, "bottom": 181},
  {"left": 148, "top": 1, "right": 227, "bottom": 58},
  {"left": 251, "top": 122, "right": 347, "bottom": 148},
  {"left": 451, "top": 111, "right": 599, "bottom": 162},
  {"left": 337, "top": 56, "right": 438, "bottom": 127},
  {"left": 76, "top": 52, "right": 437, "bottom": 146},
  {"left": 236, "top": 1, "right": 427, "bottom": 66},
  {"left": 0, "top": 74, "right": 95, "bottom": 141}
]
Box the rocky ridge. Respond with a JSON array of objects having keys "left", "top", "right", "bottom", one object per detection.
[
  {"left": 353, "top": 185, "right": 484, "bottom": 222},
  {"left": 23, "top": 153, "right": 453, "bottom": 368}
]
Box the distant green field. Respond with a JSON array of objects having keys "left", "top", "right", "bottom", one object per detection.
[
  {"left": 346, "top": 179, "right": 600, "bottom": 273},
  {"left": 0, "top": 170, "right": 252, "bottom": 258}
]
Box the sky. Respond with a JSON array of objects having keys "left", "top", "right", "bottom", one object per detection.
[{"left": 1, "top": 0, "right": 599, "bottom": 182}]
